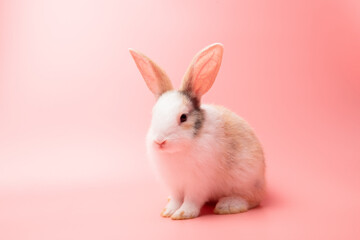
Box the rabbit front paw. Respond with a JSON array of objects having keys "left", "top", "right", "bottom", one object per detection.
[
  {"left": 171, "top": 202, "right": 200, "bottom": 220},
  {"left": 161, "top": 198, "right": 182, "bottom": 218}
]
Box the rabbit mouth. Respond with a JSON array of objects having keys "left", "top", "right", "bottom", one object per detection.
[
  {"left": 154, "top": 139, "right": 167, "bottom": 150},
  {"left": 152, "top": 138, "right": 193, "bottom": 154}
]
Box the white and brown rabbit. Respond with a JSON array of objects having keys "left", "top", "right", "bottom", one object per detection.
[{"left": 129, "top": 43, "right": 265, "bottom": 220}]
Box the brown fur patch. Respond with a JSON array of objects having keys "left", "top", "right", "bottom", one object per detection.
[
  {"left": 181, "top": 122, "right": 193, "bottom": 130},
  {"left": 178, "top": 91, "right": 204, "bottom": 137},
  {"left": 179, "top": 90, "right": 200, "bottom": 110},
  {"left": 193, "top": 109, "right": 204, "bottom": 136}
]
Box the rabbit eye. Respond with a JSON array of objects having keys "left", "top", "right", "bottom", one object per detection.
[{"left": 180, "top": 114, "right": 187, "bottom": 123}]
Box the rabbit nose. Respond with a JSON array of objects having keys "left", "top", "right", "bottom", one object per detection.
[{"left": 154, "top": 139, "right": 166, "bottom": 147}]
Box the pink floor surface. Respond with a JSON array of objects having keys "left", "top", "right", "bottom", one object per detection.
[{"left": 0, "top": 166, "right": 359, "bottom": 240}]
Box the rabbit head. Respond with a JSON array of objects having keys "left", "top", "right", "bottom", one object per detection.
[{"left": 129, "top": 43, "right": 224, "bottom": 153}]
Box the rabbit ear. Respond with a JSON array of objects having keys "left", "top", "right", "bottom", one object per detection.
[
  {"left": 129, "top": 49, "right": 173, "bottom": 97},
  {"left": 180, "top": 43, "right": 224, "bottom": 99}
]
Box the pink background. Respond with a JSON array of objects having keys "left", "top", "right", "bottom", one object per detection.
[{"left": 1, "top": 0, "right": 360, "bottom": 239}]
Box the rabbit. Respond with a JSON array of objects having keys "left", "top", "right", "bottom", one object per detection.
[{"left": 129, "top": 43, "right": 265, "bottom": 220}]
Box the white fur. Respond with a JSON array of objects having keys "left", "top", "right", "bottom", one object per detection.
[
  {"left": 147, "top": 91, "right": 197, "bottom": 153},
  {"left": 147, "top": 94, "right": 265, "bottom": 219}
]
